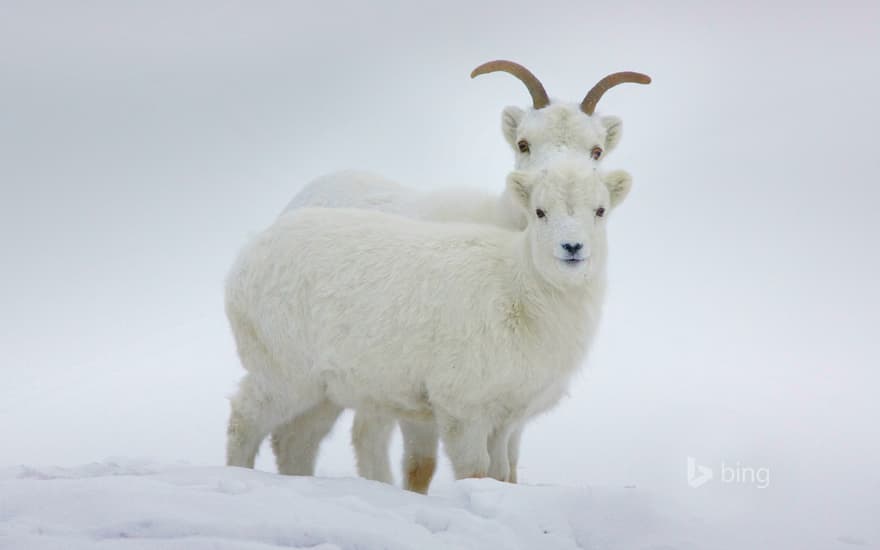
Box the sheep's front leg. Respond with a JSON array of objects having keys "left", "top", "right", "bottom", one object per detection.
[
  {"left": 400, "top": 418, "right": 438, "bottom": 494},
  {"left": 437, "top": 414, "right": 491, "bottom": 479},
  {"left": 506, "top": 426, "right": 523, "bottom": 483},
  {"left": 487, "top": 424, "right": 513, "bottom": 482},
  {"left": 351, "top": 412, "right": 395, "bottom": 484}
]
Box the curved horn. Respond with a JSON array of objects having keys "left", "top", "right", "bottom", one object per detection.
[
  {"left": 580, "top": 72, "right": 652, "bottom": 115},
  {"left": 471, "top": 60, "right": 550, "bottom": 110}
]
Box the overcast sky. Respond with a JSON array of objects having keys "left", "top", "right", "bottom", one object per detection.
[{"left": 1, "top": 0, "right": 878, "bottom": 544}]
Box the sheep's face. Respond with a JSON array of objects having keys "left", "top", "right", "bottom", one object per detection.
[
  {"left": 508, "top": 163, "right": 631, "bottom": 288},
  {"left": 502, "top": 103, "right": 622, "bottom": 171}
]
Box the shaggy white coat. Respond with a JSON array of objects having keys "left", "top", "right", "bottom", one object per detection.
[
  {"left": 272, "top": 104, "right": 628, "bottom": 491},
  {"left": 226, "top": 162, "right": 631, "bottom": 482}
]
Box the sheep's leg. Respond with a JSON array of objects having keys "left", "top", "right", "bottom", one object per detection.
[
  {"left": 400, "top": 419, "right": 438, "bottom": 494},
  {"left": 351, "top": 412, "right": 394, "bottom": 484},
  {"left": 506, "top": 426, "right": 523, "bottom": 483},
  {"left": 271, "top": 399, "right": 343, "bottom": 476},
  {"left": 225, "top": 322, "right": 321, "bottom": 469},
  {"left": 437, "top": 414, "right": 491, "bottom": 479},
  {"left": 227, "top": 372, "right": 312, "bottom": 468},
  {"left": 487, "top": 425, "right": 513, "bottom": 482}
]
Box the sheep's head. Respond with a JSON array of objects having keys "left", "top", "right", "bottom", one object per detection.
[
  {"left": 471, "top": 61, "right": 650, "bottom": 170},
  {"left": 507, "top": 162, "right": 631, "bottom": 287}
]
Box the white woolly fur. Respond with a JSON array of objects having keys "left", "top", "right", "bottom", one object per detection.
[
  {"left": 271, "top": 103, "right": 629, "bottom": 491},
  {"left": 226, "top": 161, "right": 632, "bottom": 483}
]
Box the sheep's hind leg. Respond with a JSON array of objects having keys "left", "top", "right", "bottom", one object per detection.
[
  {"left": 227, "top": 372, "right": 307, "bottom": 468},
  {"left": 437, "top": 413, "right": 491, "bottom": 479},
  {"left": 351, "top": 412, "right": 395, "bottom": 484},
  {"left": 272, "top": 399, "right": 343, "bottom": 476},
  {"left": 400, "top": 418, "right": 438, "bottom": 494},
  {"left": 225, "top": 334, "right": 322, "bottom": 469}
]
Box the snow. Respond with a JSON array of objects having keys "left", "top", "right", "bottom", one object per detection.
[
  {"left": 1, "top": 459, "right": 874, "bottom": 549},
  {"left": 1, "top": 460, "right": 705, "bottom": 550}
]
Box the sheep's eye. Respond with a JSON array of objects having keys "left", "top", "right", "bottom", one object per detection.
[
  {"left": 590, "top": 146, "right": 603, "bottom": 160},
  {"left": 536, "top": 208, "right": 546, "bottom": 219},
  {"left": 595, "top": 207, "right": 606, "bottom": 218},
  {"left": 517, "top": 139, "right": 530, "bottom": 153}
]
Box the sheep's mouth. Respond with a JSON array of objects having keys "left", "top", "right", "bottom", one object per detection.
[{"left": 558, "top": 257, "right": 585, "bottom": 266}]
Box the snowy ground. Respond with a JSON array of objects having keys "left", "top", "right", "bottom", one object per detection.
[
  {"left": 0, "top": 460, "right": 735, "bottom": 550},
  {"left": 1, "top": 459, "right": 875, "bottom": 550}
]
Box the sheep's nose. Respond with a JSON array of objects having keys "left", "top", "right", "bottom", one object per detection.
[{"left": 561, "top": 242, "right": 583, "bottom": 255}]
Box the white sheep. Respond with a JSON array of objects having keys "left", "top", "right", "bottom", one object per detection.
[
  {"left": 226, "top": 161, "right": 632, "bottom": 485},
  {"left": 270, "top": 61, "right": 649, "bottom": 492},
  {"left": 282, "top": 61, "right": 649, "bottom": 226}
]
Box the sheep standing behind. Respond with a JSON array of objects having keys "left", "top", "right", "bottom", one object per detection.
[
  {"left": 226, "top": 161, "right": 632, "bottom": 483},
  {"left": 271, "top": 61, "right": 649, "bottom": 492}
]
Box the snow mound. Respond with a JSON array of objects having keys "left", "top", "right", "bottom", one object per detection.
[{"left": 0, "top": 460, "right": 699, "bottom": 550}]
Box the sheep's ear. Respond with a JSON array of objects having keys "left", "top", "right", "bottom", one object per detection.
[
  {"left": 502, "top": 106, "right": 525, "bottom": 147},
  {"left": 603, "top": 170, "right": 632, "bottom": 209},
  {"left": 506, "top": 170, "right": 533, "bottom": 209},
  {"left": 601, "top": 116, "right": 623, "bottom": 153}
]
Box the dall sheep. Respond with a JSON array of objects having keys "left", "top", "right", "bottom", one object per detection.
[
  {"left": 271, "top": 61, "right": 649, "bottom": 492},
  {"left": 226, "top": 161, "right": 632, "bottom": 485},
  {"left": 283, "top": 61, "right": 650, "bottom": 226}
]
